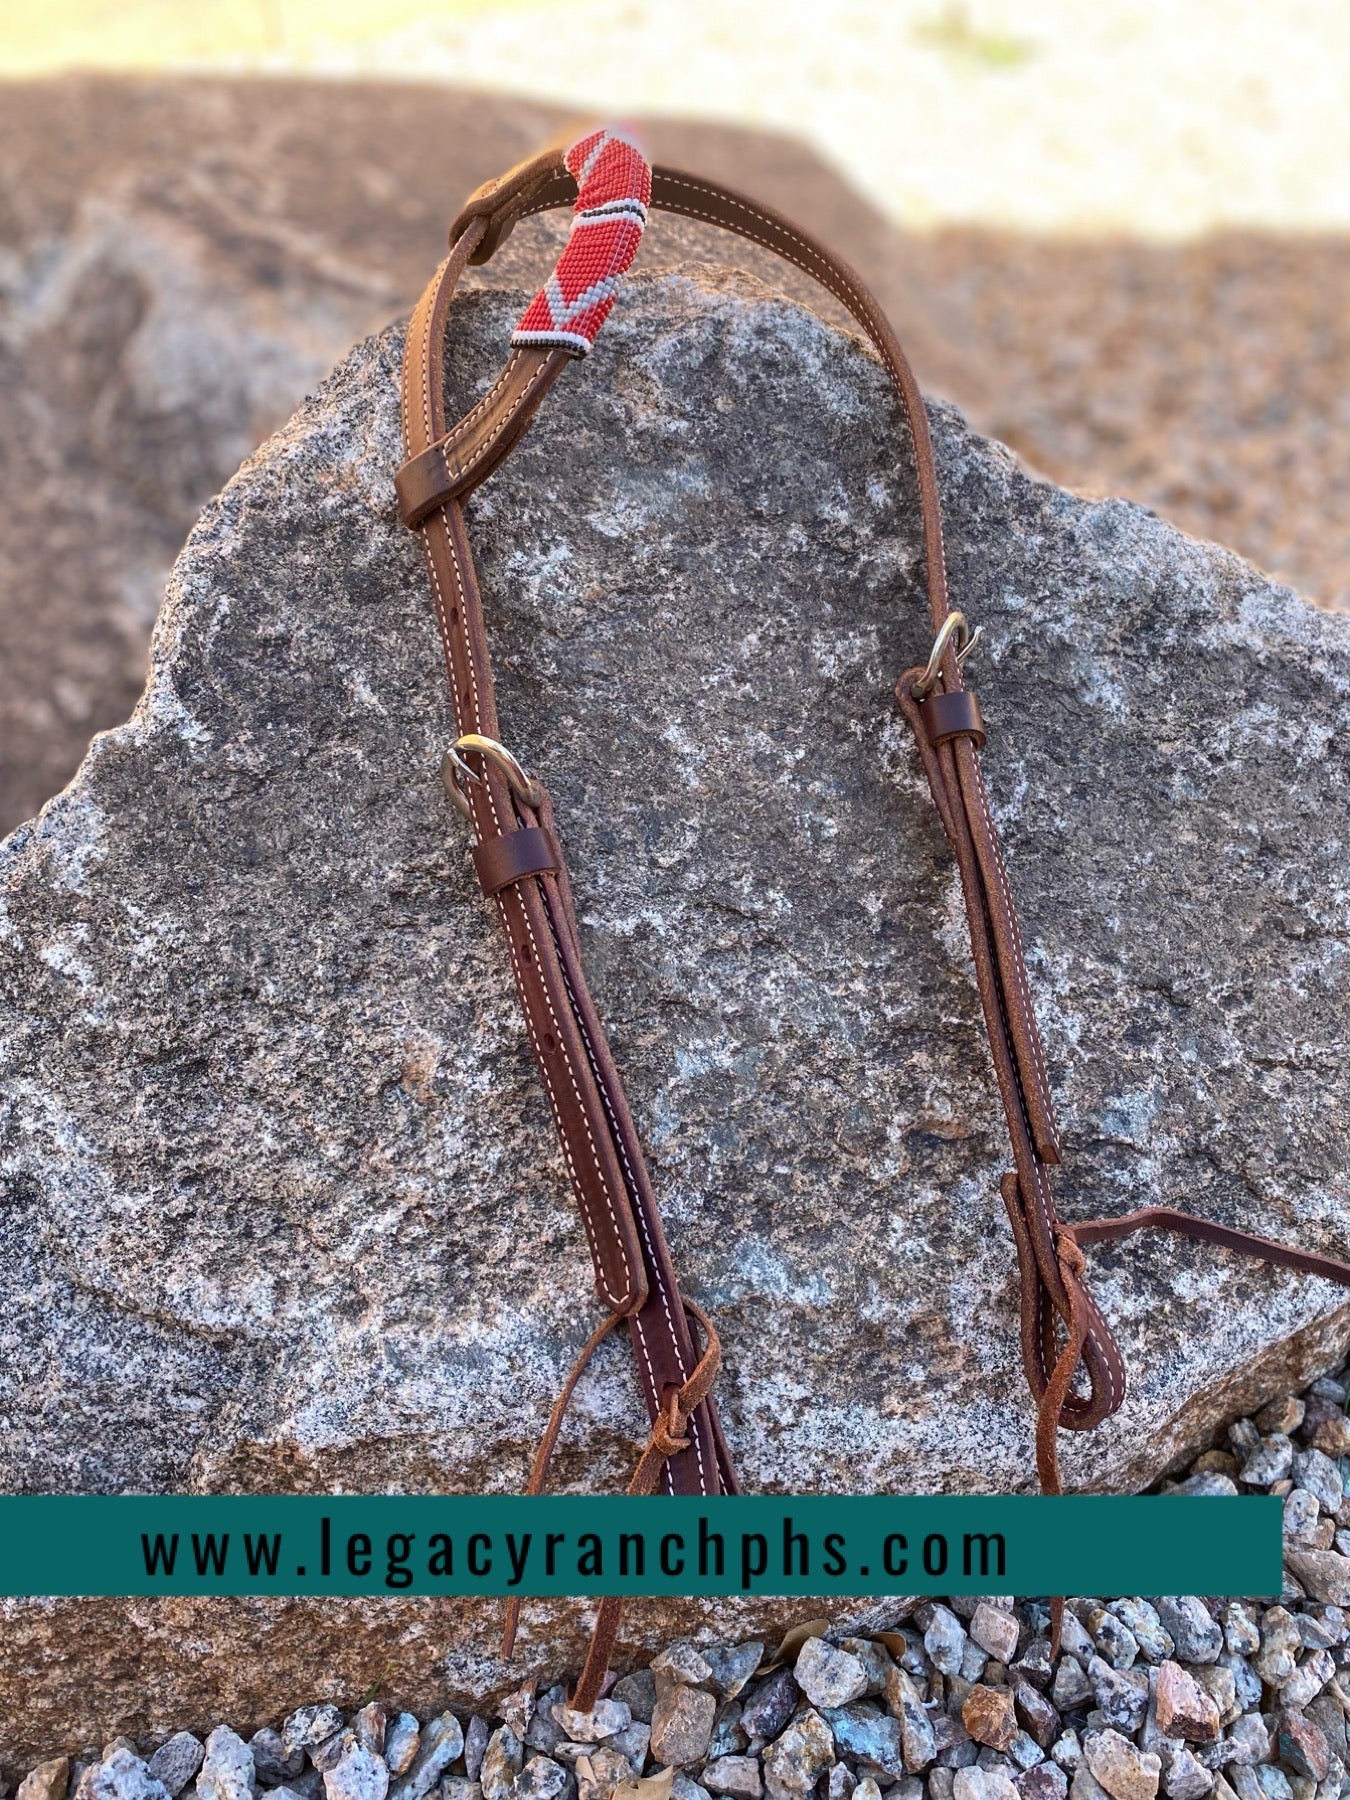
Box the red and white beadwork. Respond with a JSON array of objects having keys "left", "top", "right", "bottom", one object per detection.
[{"left": 511, "top": 127, "right": 652, "bottom": 357}]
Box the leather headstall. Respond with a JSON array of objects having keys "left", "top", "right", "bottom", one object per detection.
[{"left": 396, "top": 125, "right": 1350, "bottom": 1701}]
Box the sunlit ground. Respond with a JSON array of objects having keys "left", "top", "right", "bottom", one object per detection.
[{"left": 4, "top": 0, "right": 1349, "bottom": 239}]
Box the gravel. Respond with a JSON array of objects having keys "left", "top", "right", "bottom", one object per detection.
[{"left": 14, "top": 1354, "right": 1350, "bottom": 1800}]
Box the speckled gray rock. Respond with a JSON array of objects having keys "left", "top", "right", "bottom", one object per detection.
[
  {"left": 1153, "top": 1665, "right": 1220, "bottom": 1745},
  {"left": 884, "top": 1667, "right": 937, "bottom": 1774},
  {"left": 650, "top": 1684, "right": 716, "bottom": 1769},
  {"left": 762, "top": 1712, "right": 834, "bottom": 1800},
  {"left": 969, "top": 1604, "right": 1021, "bottom": 1667},
  {"left": 739, "top": 1672, "right": 799, "bottom": 1745},
  {"left": 573, "top": 1749, "right": 632, "bottom": 1800},
  {"left": 1109, "top": 1604, "right": 1172, "bottom": 1667},
  {"left": 1089, "top": 1613, "right": 1142, "bottom": 1675},
  {"left": 324, "top": 1746, "right": 389, "bottom": 1800},
  {"left": 1284, "top": 1548, "right": 1350, "bottom": 1605},
  {"left": 249, "top": 1730, "right": 302, "bottom": 1788},
  {"left": 75, "top": 1753, "right": 169, "bottom": 1800},
  {"left": 795, "top": 1641, "right": 868, "bottom": 1711},
  {"left": 312, "top": 1735, "right": 355, "bottom": 1777},
  {"left": 1152, "top": 1606, "right": 1221, "bottom": 1669},
  {"left": 197, "top": 1731, "right": 253, "bottom": 1800},
  {"left": 552, "top": 1704, "right": 630, "bottom": 1746},
  {"left": 651, "top": 1648, "right": 715, "bottom": 1694},
  {"left": 1051, "top": 1662, "right": 1094, "bottom": 1714},
  {"left": 1021, "top": 1768, "right": 1069, "bottom": 1800},
  {"left": 608, "top": 1675, "right": 657, "bottom": 1731},
  {"left": 1290, "top": 1449, "right": 1344, "bottom": 1514},
  {"left": 285, "top": 1714, "right": 346, "bottom": 1759},
  {"left": 390, "top": 1717, "right": 462, "bottom": 1800},
  {"left": 704, "top": 1645, "right": 764, "bottom": 1702},
  {"left": 923, "top": 1610, "right": 971, "bottom": 1680},
  {"left": 1160, "top": 1749, "right": 1211, "bottom": 1800},
  {"left": 6, "top": 269, "right": 1350, "bottom": 1755},
  {"left": 1238, "top": 1436, "right": 1296, "bottom": 1486},
  {"left": 514, "top": 1758, "right": 567, "bottom": 1800},
  {"left": 954, "top": 1771, "right": 1018, "bottom": 1800},
  {"left": 1089, "top": 1661, "right": 1149, "bottom": 1735},
  {"left": 1083, "top": 1733, "right": 1161, "bottom": 1800},
  {"left": 821, "top": 1706, "right": 905, "bottom": 1780},
  {"left": 145, "top": 1738, "right": 203, "bottom": 1799},
  {"left": 478, "top": 1729, "right": 521, "bottom": 1800},
  {"left": 703, "top": 1757, "right": 763, "bottom": 1799},
  {"left": 460, "top": 1720, "right": 488, "bottom": 1781},
  {"left": 606, "top": 1723, "right": 652, "bottom": 1775}
]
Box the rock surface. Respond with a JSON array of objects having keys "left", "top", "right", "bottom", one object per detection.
[
  {"left": 0, "top": 75, "right": 914, "bottom": 836},
  {"left": 6, "top": 1364, "right": 1350, "bottom": 1800},
  {"left": 3, "top": 269, "right": 1350, "bottom": 1744},
  {"left": 5, "top": 75, "right": 1350, "bottom": 835}
]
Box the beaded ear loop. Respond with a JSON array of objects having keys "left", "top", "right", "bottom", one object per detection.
[{"left": 510, "top": 128, "right": 652, "bottom": 356}]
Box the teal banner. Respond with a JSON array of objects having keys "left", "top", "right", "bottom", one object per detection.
[{"left": 0, "top": 1496, "right": 1280, "bottom": 1597}]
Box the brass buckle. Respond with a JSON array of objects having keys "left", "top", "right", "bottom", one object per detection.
[
  {"left": 912, "top": 610, "right": 981, "bottom": 700},
  {"left": 442, "top": 733, "right": 543, "bottom": 821}
]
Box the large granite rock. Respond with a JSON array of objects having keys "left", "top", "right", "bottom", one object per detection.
[
  {"left": 0, "top": 74, "right": 905, "bottom": 837},
  {"left": 2, "top": 268, "right": 1349, "bottom": 1758},
  {"left": 5, "top": 75, "right": 1349, "bottom": 837}
]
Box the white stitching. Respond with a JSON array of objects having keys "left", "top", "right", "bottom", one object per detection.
[
  {"left": 434, "top": 514, "right": 637, "bottom": 1309},
  {"left": 445, "top": 358, "right": 561, "bottom": 482},
  {"left": 552, "top": 945, "right": 714, "bottom": 1496},
  {"left": 409, "top": 265, "right": 637, "bottom": 1309},
  {"left": 654, "top": 175, "right": 950, "bottom": 601},
  {"left": 500, "top": 892, "right": 631, "bottom": 1307},
  {"left": 401, "top": 265, "right": 444, "bottom": 460},
  {"left": 968, "top": 751, "right": 1057, "bottom": 1135},
  {"left": 441, "top": 345, "right": 526, "bottom": 451}
]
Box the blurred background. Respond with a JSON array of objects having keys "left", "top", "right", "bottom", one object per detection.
[{"left": 2, "top": 0, "right": 1348, "bottom": 833}]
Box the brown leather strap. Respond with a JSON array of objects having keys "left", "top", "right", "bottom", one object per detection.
[
  {"left": 400, "top": 138, "right": 1350, "bottom": 1699},
  {"left": 1067, "top": 1207, "right": 1350, "bottom": 1284},
  {"left": 900, "top": 667, "right": 1123, "bottom": 1434},
  {"left": 923, "top": 687, "right": 986, "bottom": 748},
  {"left": 395, "top": 345, "right": 570, "bottom": 521},
  {"left": 472, "top": 825, "right": 559, "bottom": 897},
  {"left": 566, "top": 1299, "right": 724, "bottom": 1712},
  {"left": 401, "top": 211, "right": 736, "bottom": 1509},
  {"left": 498, "top": 1298, "right": 723, "bottom": 1702},
  {"left": 402, "top": 143, "right": 1105, "bottom": 1506},
  {"left": 499, "top": 1303, "right": 627, "bottom": 1663}
]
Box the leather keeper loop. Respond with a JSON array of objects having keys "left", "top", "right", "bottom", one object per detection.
[
  {"left": 923, "top": 687, "right": 986, "bottom": 749},
  {"left": 396, "top": 442, "right": 453, "bottom": 530},
  {"left": 472, "top": 826, "right": 559, "bottom": 897},
  {"left": 397, "top": 347, "right": 570, "bottom": 527}
]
